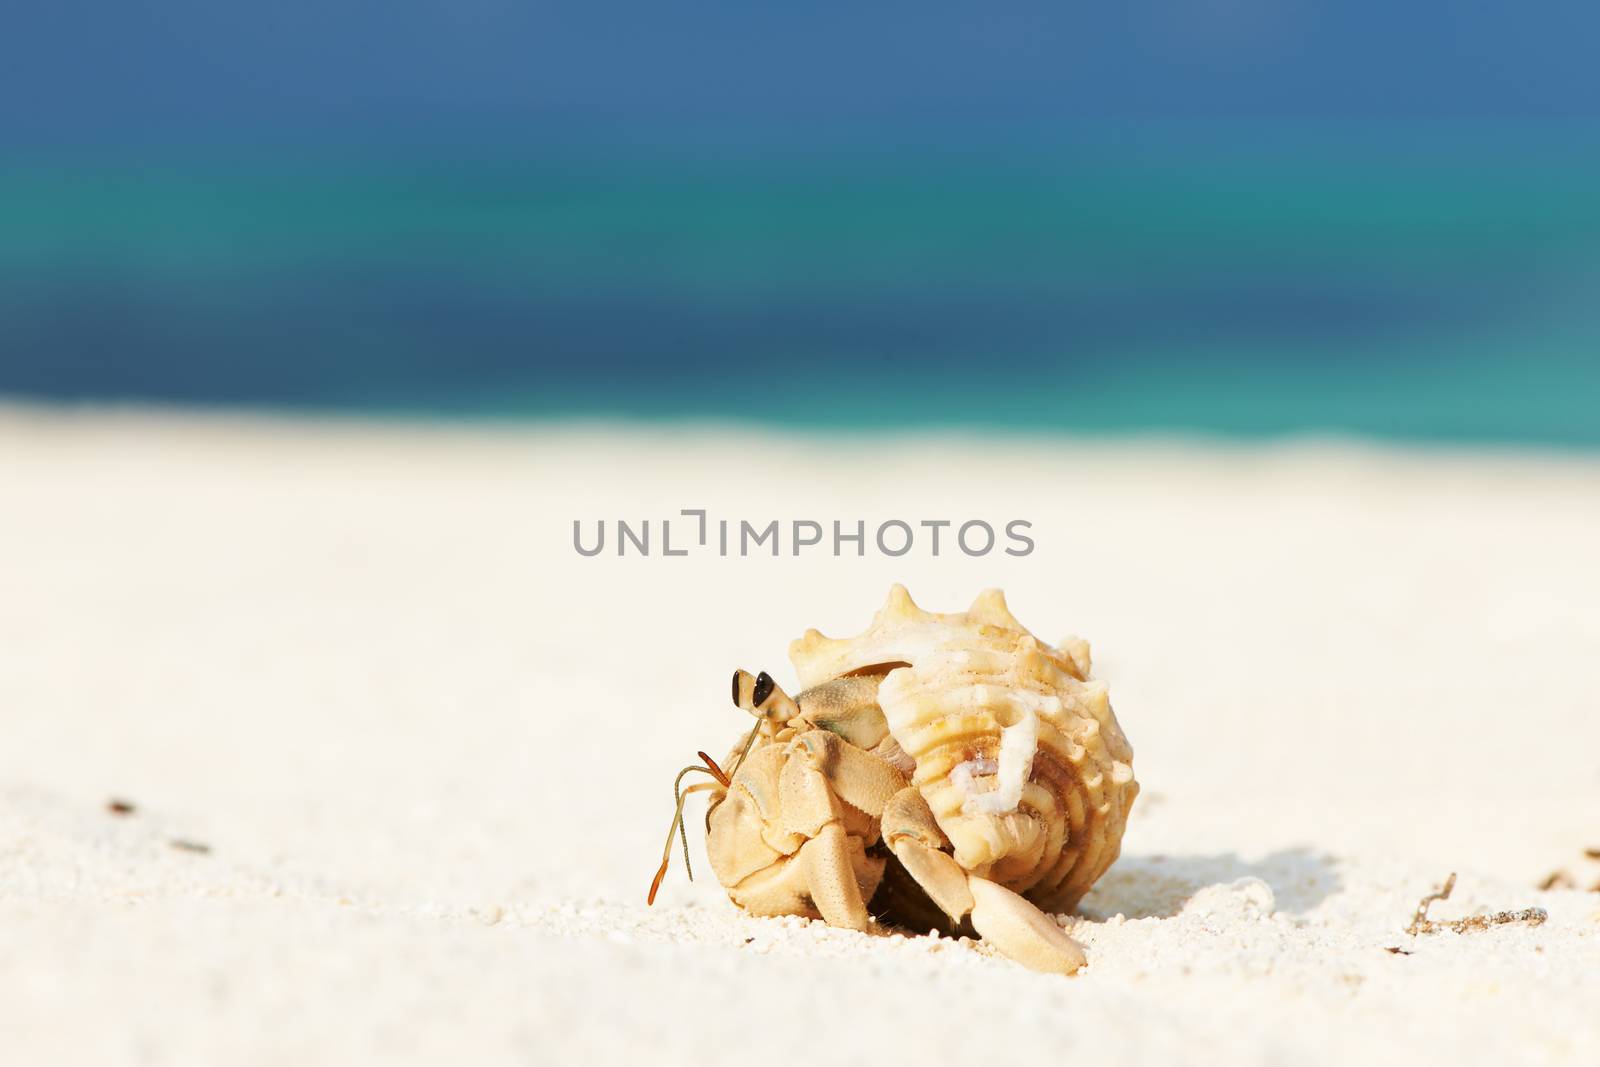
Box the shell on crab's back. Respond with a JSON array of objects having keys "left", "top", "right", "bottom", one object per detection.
[
  {"left": 880, "top": 636, "right": 1136, "bottom": 912},
  {"left": 789, "top": 585, "right": 1138, "bottom": 914}
]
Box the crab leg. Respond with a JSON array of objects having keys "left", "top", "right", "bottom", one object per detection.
[
  {"left": 883, "top": 786, "right": 1086, "bottom": 975},
  {"left": 776, "top": 740, "right": 872, "bottom": 929},
  {"left": 883, "top": 786, "right": 975, "bottom": 922},
  {"left": 797, "top": 823, "right": 870, "bottom": 930},
  {"left": 791, "top": 730, "right": 906, "bottom": 817}
]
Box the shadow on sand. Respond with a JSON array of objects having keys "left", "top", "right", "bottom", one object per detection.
[{"left": 1078, "top": 846, "right": 1343, "bottom": 920}]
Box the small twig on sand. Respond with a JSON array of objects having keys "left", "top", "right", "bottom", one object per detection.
[
  {"left": 1536, "top": 848, "right": 1600, "bottom": 891},
  {"left": 1406, "top": 873, "right": 1458, "bottom": 935},
  {"left": 106, "top": 798, "right": 137, "bottom": 816},
  {"left": 1406, "top": 872, "right": 1547, "bottom": 936},
  {"left": 1537, "top": 870, "right": 1574, "bottom": 891},
  {"left": 169, "top": 838, "right": 212, "bottom": 854}
]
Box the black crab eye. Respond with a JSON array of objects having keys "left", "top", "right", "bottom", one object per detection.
[
  {"left": 753, "top": 671, "right": 775, "bottom": 707},
  {"left": 731, "top": 670, "right": 743, "bottom": 707}
]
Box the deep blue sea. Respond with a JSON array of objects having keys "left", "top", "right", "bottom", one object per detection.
[{"left": 4, "top": 137, "right": 1599, "bottom": 445}]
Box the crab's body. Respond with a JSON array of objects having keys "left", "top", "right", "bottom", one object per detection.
[
  {"left": 705, "top": 718, "right": 900, "bottom": 926},
  {"left": 664, "top": 586, "right": 1138, "bottom": 975}
]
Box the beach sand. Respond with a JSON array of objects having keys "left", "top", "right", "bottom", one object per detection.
[{"left": 2, "top": 405, "right": 1598, "bottom": 1065}]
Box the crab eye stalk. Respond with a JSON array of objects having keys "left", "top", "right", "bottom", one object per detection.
[{"left": 732, "top": 668, "right": 799, "bottom": 722}]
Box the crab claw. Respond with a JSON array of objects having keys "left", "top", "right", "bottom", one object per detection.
[
  {"left": 883, "top": 785, "right": 1087, "bottom": 975},
  {"left": 967, "top": 877, "right": 1087, "bottom": 975}
]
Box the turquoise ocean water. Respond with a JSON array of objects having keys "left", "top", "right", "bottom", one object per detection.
[{"left": 4, "top": 138, "right": 1599, "bottom": 445}]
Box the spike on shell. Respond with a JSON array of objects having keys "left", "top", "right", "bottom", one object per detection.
[
  {"left": 967, "top": 588, "right": 1024, "bottom": 631},
  {"left": 789, "top": 585, "right": 1036, "bottom": 690},
  {"left": 882, "top": 583, "right": 927, "bottom": 622},
  {"left": 1056, "top": 635, "right": 1092, "bottom": 678}
]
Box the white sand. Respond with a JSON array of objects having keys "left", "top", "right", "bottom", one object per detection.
[{"left": 2, "top": 405, "right": 1598, "bottom": 1065}]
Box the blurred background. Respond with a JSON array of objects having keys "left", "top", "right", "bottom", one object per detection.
[
  {"left": 3, "top": 2, "right": 1599, "bottom": 444},
  {"left": 6, "top": 15, "right": 1600, "bottom": 1059}
]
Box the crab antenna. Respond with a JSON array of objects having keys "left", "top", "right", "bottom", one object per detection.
[
  {"left": 647, "top": 767, "right": 723, "bottom": 905},
  {"left": 697, "top": 751, "right": 731, "bottom": 787},
  {"left": 727, "top": 717, "right": 763, "bottom": 782},
  {"left": 646, "top": 717, "right": 767, "bottom": 906}
]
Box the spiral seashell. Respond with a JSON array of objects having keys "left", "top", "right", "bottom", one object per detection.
[{"left": 789, "top": 585, "right": 1137, "bottom": 913}]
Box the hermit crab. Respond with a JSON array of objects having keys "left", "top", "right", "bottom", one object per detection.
[{"left": 648, "top": 586, "right": 1138, "bottom": 974}]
